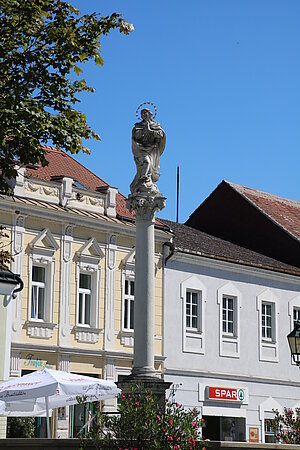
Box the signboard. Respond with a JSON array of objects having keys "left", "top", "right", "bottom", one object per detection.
[
  {"left": 23, "top": 353, "right": 53, "bottom": 370},
  {"left": 208, "top": 386, "right": 246, "bottom": 402},
  {"left": 249, "top": 427, "right": 259, "bottom": 443}
]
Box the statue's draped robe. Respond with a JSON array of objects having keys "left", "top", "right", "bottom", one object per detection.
[{"left": 130, "top": 118, "right": 166, "bottom": 195}]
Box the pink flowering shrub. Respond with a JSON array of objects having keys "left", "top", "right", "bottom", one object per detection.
[
  {"left": 80, "top": 384, "right": 206, "bottom": 449},
  {"left": 272, "top": 407, "right": 300, "bottom": 444}
]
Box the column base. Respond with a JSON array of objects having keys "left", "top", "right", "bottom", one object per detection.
[
  {"left": 131, "top": 366, "right": 159, "bottom": 379},
  {"left": 117, "top": 374, "right": 172, "bottom": 409}
]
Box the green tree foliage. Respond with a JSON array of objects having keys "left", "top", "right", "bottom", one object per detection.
[
  {"left": 0, "top": 225, "right": 13, "bottom": 270},
  {"left": 0, "top": 0, "right": 133, "bottom": 192},
  {"left": 80, "top": 384, "right": 206, "bottom": 450},
  {"left": 272, "top": 407, "right": 300, "bottom": 444},
  {"left": 7, "top": 417, "right": 35, "bottom": 438}
]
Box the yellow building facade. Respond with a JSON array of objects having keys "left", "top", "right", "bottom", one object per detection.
[{"left": 1, "top": 148, "right": 170, "bottom": 437}]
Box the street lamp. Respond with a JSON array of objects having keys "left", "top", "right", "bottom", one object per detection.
[{"left": 287, "top": 321, "right": 300, "bottom": 366}]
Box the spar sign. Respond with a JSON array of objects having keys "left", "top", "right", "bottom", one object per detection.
[{"left": 208, "top": 386, "right": 246, "bottom": 402}]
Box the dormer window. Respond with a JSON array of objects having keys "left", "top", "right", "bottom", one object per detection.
[{"left": 73, "top": 179, "right": 88, "bottom": 190}]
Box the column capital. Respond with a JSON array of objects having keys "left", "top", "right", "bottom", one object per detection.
[{"left": 126, "top": 193, "right": 166, "bottom": 221}]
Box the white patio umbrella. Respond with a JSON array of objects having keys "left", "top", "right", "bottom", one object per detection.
[{"left": 0, "top": 368, "right": 121, "bottom": 437}]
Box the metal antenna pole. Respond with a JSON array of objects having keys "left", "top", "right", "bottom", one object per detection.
[{"left": 176, "top": 166, "right": 180, "bottom": 223}]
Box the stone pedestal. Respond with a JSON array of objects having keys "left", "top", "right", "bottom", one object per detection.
[{"left": 118, "top": 375, "right": 171, "bottom": 410}]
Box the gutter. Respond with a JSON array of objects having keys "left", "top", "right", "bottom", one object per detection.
[{"left": 0, "top": 270, "right": 23, "bottom": 298}]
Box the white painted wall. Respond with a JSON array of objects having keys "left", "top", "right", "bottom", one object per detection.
[{"left": 163, "top": 254, "right": 300, "bottom": 442}]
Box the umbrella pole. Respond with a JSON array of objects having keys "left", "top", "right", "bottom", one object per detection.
[{"left": 45, "top": 396, "right": 51, "bottom": 438}]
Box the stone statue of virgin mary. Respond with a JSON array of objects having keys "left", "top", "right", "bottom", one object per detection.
[{"left": 130, "top": 108, "right": 166, "bottom": 196}]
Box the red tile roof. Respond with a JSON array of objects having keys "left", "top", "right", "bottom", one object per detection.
[
  {"left": 227, "top": 181, "right": 300, "bottom": 241},
  {"left": 25, "top": 146, "right": 134, "bottom": 220}
]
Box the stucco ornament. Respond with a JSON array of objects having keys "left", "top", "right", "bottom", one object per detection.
[{"left": 130, "top": 105, "right": 166, "bottom": 196}]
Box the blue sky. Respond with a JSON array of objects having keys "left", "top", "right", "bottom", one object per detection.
[{"left": 71, "top": 0, "right": 300, "bottom": 222}]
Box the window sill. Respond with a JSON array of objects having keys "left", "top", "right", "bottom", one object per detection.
[
  {"left": 262, "top": 338, "right": 276, "bottom": 345},
  {"left": 120, "top": 330, "right": 134, "bottom": 347},
  {"left": 186, "top": 329, "right": 202, "bottom": 337},
  {"left": 26, "top": 320, "right": 56, "bottom": 339},
  {"left": 73, "top": 325, "right": 101, "bottom": 343}
]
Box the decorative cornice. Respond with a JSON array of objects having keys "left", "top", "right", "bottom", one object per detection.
[
  {"left": 10, "top": 341, "right": 166, "bottom": 362},
  {"left": 0, "top": 197, "right": 169, "bottom": 241}
]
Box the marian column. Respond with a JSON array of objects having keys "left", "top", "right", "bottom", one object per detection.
[{"left": 126, "top": 103, "right": 166, "bottom": 379}]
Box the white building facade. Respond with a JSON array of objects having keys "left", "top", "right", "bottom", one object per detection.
[{"left": 163, "top": 220, "right": 300, "bottom": 444}]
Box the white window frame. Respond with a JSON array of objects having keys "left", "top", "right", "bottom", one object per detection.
[
  {"left": 75, "top": 263, "right": 100, "bottom": 330},
  {"left": 74, "top": 237, "right": 104, "bottom": 344},
  {"left": 261, "top": 301, "right": 274, "bottom": 341},
  {"left": 185, "top": 289, "right": 201, "bottom": 331},
  {"left": 259, "top": 397, "right": 282, "bottom": 443},
  {"left": 257, "top": 289, "right": 279, "bottom": 362},
  {"left": 217, "top": 283, "right": 241, "bottom": 358},
  {"left": 288, "top": 294, "right": 300, "bottom": 330},
  {"left": 293, "top": 307, "right": 300, "bottom": 327},
  {"left": 120, "top": 247, "right": 135, "bottom": 347},
  {"left": 222, "top": 295, "right": 237, "bottom": 336},
  {"left": 123, "top": 278, "right": 135, "bottom": 331},
  {"left": 288, "top": 295, "right": 300, "bottom": 365},
  {"left": 264, "top": 419, "right": 276, "bottom": 443},
  {"left": 180, "top": 276, "right": 206, "bottom": 354},
  {"left": 31, "top": 264, "right": 47, "bottom": 321},
  {"left": 27, "top": 228, "right": 58, "bottom": 339},
  {"left": 77, "top": 272, "right": 93, "bottom": 326}
]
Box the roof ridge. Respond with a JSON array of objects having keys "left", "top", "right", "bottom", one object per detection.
[
  {"left": 225, "top": 181, "right": 300, "bottom": 243},
  {"left": 226, "top": 180, "right": 300, "bottom": 207}
]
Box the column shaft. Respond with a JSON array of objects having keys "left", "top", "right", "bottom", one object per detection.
[{"left": 133, "top": 216, "right": 156, "bottom": 376}]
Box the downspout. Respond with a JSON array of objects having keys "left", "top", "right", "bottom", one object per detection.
[{"left": 163, "top": 241, "right": 175, "bottom": 264}]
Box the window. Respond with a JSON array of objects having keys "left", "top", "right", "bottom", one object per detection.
[
  {"left": 217, "top": 284, "right": 241, "bottom": 358},
  {"left": 222, "top": 295, "right": 236, "bottom": 335},
  {"left": 123, "top": 279, "right": 134, "bottom": 331},
  {"left": 262, "top": 302, "right": 274, "bottom": 340},
  {"left": 180, "top": 276, "right": 205, "bottom": 354},
  {"left": 293, "top": 307, "right": 300, "bottom": 327},
  {"left": 257, "top": 291, "right": 278, "bottom": 362},
  {"left": 264, "top": 419, "right": 276, "bottom": 443},
  {"left": 78, "top": 273, "right": 92, "bottom": 326},
  {"left": 31, "top": 266, "right": 46, "bottom": 320},
  {"left": 186, "top": 290, "right": 200, "bottom": 330}
]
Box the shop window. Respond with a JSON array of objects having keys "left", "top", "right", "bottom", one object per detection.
[
  {"left": 203, "top": 416, "right": 245, "bottom": 442},
  {"left": 264, "top": 419, "right": 276, "bottom": 443},
  {"left": 69, "top": 372, "right": 98, "bottom": 438},
  {"left": 69, "top": 402, "right": 96, "bottom": 438},
  {"left": 123, "top": 279, "right": 134, "bottom": 331}
]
